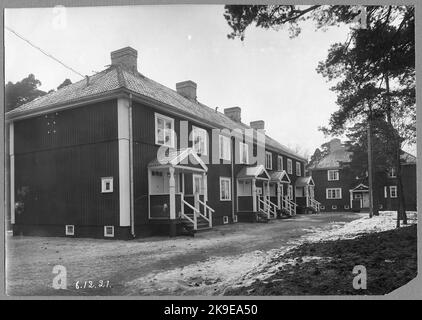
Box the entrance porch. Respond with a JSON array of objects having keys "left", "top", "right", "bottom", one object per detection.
[
  {"left": 295, "top": 176, "right": 321, "bottom": 213},
  {"left": 148, "top": 148, "right": 215, "bottom": 235}
]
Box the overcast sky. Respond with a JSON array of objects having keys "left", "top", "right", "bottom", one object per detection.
[{"left": 5, "top": 5, "right": 355, "bottom": 157}]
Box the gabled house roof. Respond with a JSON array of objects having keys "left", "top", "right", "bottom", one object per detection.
[
  {"left": 310, "top": 138, "right": 416, "bottom": 170},
  {"left": 6, "top": 51, "right": 306, "bottom": 162}
]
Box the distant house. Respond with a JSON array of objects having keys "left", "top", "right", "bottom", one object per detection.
[
  {"left": 6, "top": 47, "right": 318, "bottom": 239},
  {"left": 309, "top": 138, "right": 417, "bottom": 212}
]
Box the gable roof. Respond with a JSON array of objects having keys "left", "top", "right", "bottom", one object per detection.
[
  {"left": 148, "top": 147, "right": 207, "bottom": 171},
  {"left": 269, "top": 170, "right": 291, "bottom": 183},
  {"left": 310, "top": 139, "right": 416, "bottom": 170},
  {"left": 6, "top": 63, "right": 306, "bottom": 162},
  {"left": 237, "top": 165, "right": 270, "bottom": 180},
  {"left": 295, "top": 176, "right": 315, "bottom": 187}
]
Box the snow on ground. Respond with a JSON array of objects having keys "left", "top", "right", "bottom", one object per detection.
[{"left": 125, "top": 211, "right": 416, "bottom": 295}]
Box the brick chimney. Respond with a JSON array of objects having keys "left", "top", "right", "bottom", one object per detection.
[
  {"left": 250, "top": 120, "right": 265, "bottom": 131},
  {"left": 224, "top": 107, "right": 241, "bottom": 123},
  {"left": 176, "top": 81, "right": 197, "bottom": 101},
  {"left": 111, "top": 47, "right": 138, "bottom": 72}
]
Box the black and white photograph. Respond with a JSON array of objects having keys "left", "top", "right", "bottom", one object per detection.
[{"left": 2, "top": 1, "right": 419, "bottom": 300}]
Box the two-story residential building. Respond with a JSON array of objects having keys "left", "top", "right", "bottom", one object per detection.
[
  {"left": 309, "top": 138, "right": 417, "bottom": 212},
  {"left": 6, "top": 47, "right": 315, "bottom": 240}
]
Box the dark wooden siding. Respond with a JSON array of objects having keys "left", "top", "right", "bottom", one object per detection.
[{"left": 14, "top": 100, "right": 120, "bottom": 227}]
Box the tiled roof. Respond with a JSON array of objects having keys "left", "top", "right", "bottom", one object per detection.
[
  {"left": 310, "top": 140, "right": 416, "bottom": 170},
  {"left": 7, "top": 65, "right": 306, "bottom": 161}
]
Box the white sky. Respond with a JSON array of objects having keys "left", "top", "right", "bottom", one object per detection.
[{"left": 5, "top": 5, "right": 355, "bottom": 158}]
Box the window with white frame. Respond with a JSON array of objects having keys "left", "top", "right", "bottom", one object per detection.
[
  {"left": 384, "top": 186, "right": 388, "bottom": 198},
  {"left": 328, "top": 170, "right": 339, "bottom": 181},
  {"left": 296, "top": 162, "right": 301, "bottom": 176},
  {"left": 269, "top": 184, "right": 276, "bottom": 197},
  {"left": 277, "top": 155, "right": 283, "bottom": 171},
  {"left": 155, "top": 113, "right": 175, "bottom": 148},
  {"left": 387, "top": 167, "right": 397, "bottom": 178},
  {"left": 344, "top": 205, "right": 350, "bottom": 209},
  {"left": 237, "top": 180, "right": 252, "bottom": 196},
  {"left": 192, "top": 126, "right": 208, "bottom": 155},
  {"left": 265, "top": 152, "right": 272, "bottom": 170},
  {"left": 219, "top": 135, "right": 231, "bottom": 161},
  {"left": 101, "top": 177, "right": 113, "bottom": 193},
  {"left": 223, "top": 216, "right": 229, "bottom": 224},
  {"left": 192, "top": 174, "right": 204, "bottom": 195},
  {"left": 332, "top": 205, "right": 337, "bottom": 210},
  {"left": 220, "top": 177, "right": 231, "bottom": 201},
  {"left": 104, "top": 226, "right": 114, "bottom": 237},
  {"left": 390, "top": 186, "right": 398, "bottom": 198},
  {"left": 320, "top": 205, "right": 325, "bottom": 210},
  {"left": 287, "top": 159, "right": 293, "bottom": 174},
  {"left": 326, "top": 188, "right": 342, "bottom": 199},
  {"left": 239, "top": 142, "right": 249, "bottom": 164},
  {"left": 65, "top": 225, "right": 74, "bottom": 236},
  {"left": 233, "top": 215, "right": 238, "bottom": 223}
]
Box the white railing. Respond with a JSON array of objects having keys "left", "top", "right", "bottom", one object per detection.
[
  {"left": 257, "top": 197, "right": 270, "bottom": 219},
  {"left": 198, "top": 199, "right": 214, "bottom": 228},
  {"left": 309, "top": 198, "right": 321, "bottom": 212},
  {"left": 282, "top": 196, "right": 297, "bottom": 216},
  {"left": 266, "top": 199, "right": 278, "bottom": 219},
  {"left": 182, "top": 199, "right": 198, "bottom": 230}
]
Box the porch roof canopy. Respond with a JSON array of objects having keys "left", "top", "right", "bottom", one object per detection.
[
  {"left": 269, "top": 170, "right": 291, "bottom": 183},
  {"left": 237, "top": 165, "right": 270, "bottom": 180},
  {"left": 350, "top": 183, "right": 369, "bottom": 192},
  {"left": 295, "top": 176, "right": 315, "bottom": 187},
  {"left": 148, "top": 147, "right": 208, "bottom": 172}
]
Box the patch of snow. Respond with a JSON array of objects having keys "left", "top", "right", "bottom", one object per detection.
[{"left": 124, "top": 211, "right": 417, "bottom": 295}]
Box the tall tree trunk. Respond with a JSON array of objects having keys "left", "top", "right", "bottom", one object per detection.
[
  {"left": 385, "top": 72, "right": 406, "bottom": 226},
  {"left": 367, "top": 106, "right": 374, "bottom": 218}
]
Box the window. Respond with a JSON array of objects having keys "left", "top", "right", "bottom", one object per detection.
[
  {"left": 332, "top": 205, "right": 337, "bottom": 210},
  {"left": 223, "top": 216, "right": 229, "bottom": 224},
  {"left": 219, "top": 135, "right": 231, "bottom": 161},
  {"left": 192, "top": 174, "right": 204, "bottom": 195},
  {"left": 287, "top": 159, "right": 293, "bottom": 174},
  {"left": 237, "top": 180, "right": 252, "bottom": 196},
  {"left": 344, "top": 205, "right": 350, "bottom": 210},
  {"left": 239, "top": 142, "right": 249, "bottom": 164},
  {"left": 155, "top": 113, "right": 175, "bottom": 148},
  {"left": 104, "top": 226, "right": 114, "bottom": 238},
  {"left": 65, "top": 225, "right": 74, "bottom": 236},
  {"left": 384, "top": 186, "right": 388, "bottom": 198},
  {"left": 265, "top": 152, "right": 272, "bottom": 170},
  {"left": 233, "top": 215, "right": 238, "bottom": 223},
  {"left": 296, "top": 162, "right": 301, "bottom": 176},
  {"left": 390, "top": 186, "right": 397, "bottom": 198},
  {"left": 320, "top": 205, "right": 325, "bottom": 210},
  {"left": 192, "top": 126, "right": 208, "bottom": 155},
  {"left": 101, "top": 177, "right": 113, "bottom": 193},
  {"left": 328, "top": 170, "right": 339, "bottom": 181},
  {"left": 326, "top": 188, "right": 342, "bottom": 199},
  {"left": 269, "top": 184, "right": 276, "bottom": 197},
  {"left": 220, "top": 177, "right": 231, "bottom": 201},
  {"left": 387, "top": 167, "right": 397, "bottom": 178},
  {"left": 277, "top": 156, "right": 283, "bottom": 171}
]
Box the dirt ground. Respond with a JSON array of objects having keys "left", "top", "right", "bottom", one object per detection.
[
  {"left": 227, "top": 224, "right": 417, "bottom": 296},
  {"left": 6, "top": 212, "right": 361, "bottom": 296}
]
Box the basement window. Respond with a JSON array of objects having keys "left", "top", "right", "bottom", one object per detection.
[
  {"left": 233, "top": 215, "right": 238, "bottom": 223},
  {"left": 223, "top": 216, "right": 229, "bottom": 224},
  {"left": 65, "top": 225, "right": 74, "bottom": 236},
  {"left": 320, "top": 205, "right": 325, "bottom": 210},
  {"left": 344, "top": 205, "right": 350, "bottom": 210},
  {"left": 101, "top": 177, "right": 113, "bottom": 193},
  {"left": 104, "top": 226, "right": 114, "bottom": 238},
  {"left": 332, "top": 205, "right": 337, "bottom": 210}
]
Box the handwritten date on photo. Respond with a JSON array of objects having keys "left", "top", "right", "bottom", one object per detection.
[{"left": 75, "top": 280, "right": 111, "bottom": 290}]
